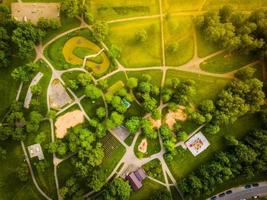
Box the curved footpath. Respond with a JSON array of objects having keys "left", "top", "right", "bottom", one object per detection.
[{"left": 209, "top": 181, "right": 267, "bottom": 200}]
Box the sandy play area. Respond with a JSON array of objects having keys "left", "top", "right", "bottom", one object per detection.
[
  {"left": 138, "top": 138, "right": 147, "bottom": 153},
  {"left": 149, "top": 117, "right": 161, "bottom": 129},
  {"left": 11, "top": 3, "right": 60, "bottom": 25},
  {"left": 55, "top": 110, "right": 84, "bottom": 139},
  {"left": 165, "top": 106, "right": 187, "bottom": 129}
]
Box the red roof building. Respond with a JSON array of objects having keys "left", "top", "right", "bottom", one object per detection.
[{"left": 126, "top": 168, "right": 147, "bottom": 191}]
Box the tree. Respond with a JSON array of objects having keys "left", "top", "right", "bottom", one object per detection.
[
  {"left": 135, "top": 29, "right": 148, "bottom": 42},
  {"left": 127, "top": 77, "right": 138, "bottom": 89},
  {"left": 35, "top": 132, "right": 47, "bottom": 144},
  {"left": 96, "top": 107, "right": 106, "bottom": 119},
  {"left": 105, "top": 178, "right": 131, "bottom": 200},
  {"left": 67, "top": 80, "right": 79, "bottom": 90},
  {"left": 92, "top": 21, "right": 108, "bottom": 42},
  {"left": 85, "top": 84, "right": 102, "bottom": 100},
  {"left": 12, "top": 62, "right": 40, "bottom": 82},
  {"left": 26, "top": 111, "right": 43, "bottom": 133},
  {"left": 125, "top": 116, "right": 141, "bottom": 134},
  {"left": 16, "top": 163, "right": 29, "bottom": 182},
  {"left": 77, "top": 73, "right": 92, "bottom": 86},
  {"left": 141, "top": 119, "right": 157, "bottom": 139},
  {"left": 61, "top": 0, "right": 80, "bottom": 18},
  {"left": 0, "top": 147, "right": 6, "bottom": 160},
  {"left": 177, "top": 131, "right": 188, "bottom": 141},
  {"left": 204, "top": 124, "right": 220, "bottom": 135},
  {"left": 167, "top": 43, "right": 178, "bottom": 53},
  {"left": 109, "top": 45, "right": 121, "bottom": 62},
  {"left": 87, "top": 169, "right": 106, "bottom": 192},
  {"left": 34, "top": 160, "right": 49, "bottom": 173},
  {"left": 224, "top": 135, "right": 239, "bottom": 146},
  {"left": 31, "top": 84, "right": 42, "bottom": 96},
  {"left": 235, "top": 67, "right": 256, "bottom": 80},
  {"left": 37, "top": 18, "right": 61, "bottom": 30}
]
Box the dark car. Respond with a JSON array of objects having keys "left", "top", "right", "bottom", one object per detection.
[
  {"left": 245, "top": 184, "right": 251, "bottom": 189},
  {"left": 218, "top": 193, "right": 225, "bottom": 197},
  {"left": 210, "top": 196, "right": 217, "bottom": 200},
  {"left": 252, "top": 183, "right": 259, "bottom": 187},
  {"left": 226, "top": 190, "right": 232, "bottom": 194}
]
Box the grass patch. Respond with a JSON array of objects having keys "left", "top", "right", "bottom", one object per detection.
[
  {"left": 100, "top": 133, "right": 126, "bottom": 178},
  {"left": 57, "top": 159, "right": 75, "bottom": 187},
  {"left": 165, "top": 36, "right": 194, "bottom": 66},
  {"left": 88, "top": 0, "right": 159, "bottom": 21},
  {"left": 81, "top": 97, "right": 105, "bottom": 119},
  {"left": 166, "top": 70, "right": 230, "bottom": 104},
  {"left": 203, "top": 0, "right": 267, "bottom": 10},
  {"left": 61, "top": 71, "right": 85, "bottom": 97},
  {"left": 130, "top": 179, "right": 166, "bottom": 200},
  {"left": 200, "top": 52, "right": 257, "bottom": 73},
  {"left": 166, "top": 113, "right": 263, "bottom": 182},
  {"left": 108, "top": 19, "right": 162, "bottom": 67},
  {"left": 196, "top": 30, "right": 221, "bottom": 58},
  {"left": 42, "top": 15, "right": 80, "bottom": 44},
  {"left": 143, "top": 159, "right": 165, "bottom": 183},
  {"left": 163, "top": 0, "right": 204, "bottom": 12},
  {"left": 0, "top": 140, "right": 44, "bottom": 200},
  {"left": 127, "top": 70, "right": 162, "bottom": 87},
  {"left": 134, "top": 135, "right": 161, "bottom": 158}
]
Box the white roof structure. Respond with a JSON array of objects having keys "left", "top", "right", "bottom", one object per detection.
[
  {"left": 11, "top": 3, "right": 60, "bottom": 25},
  {"left": 27, "top": 143, "right": 44, "bottom": 160},
  {"left": 185, "top": 132, "right": 210, "bottom": 157}
]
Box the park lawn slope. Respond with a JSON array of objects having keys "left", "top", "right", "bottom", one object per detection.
[{"left": 108, "top": 19, "right": 162, "bottom": 67}]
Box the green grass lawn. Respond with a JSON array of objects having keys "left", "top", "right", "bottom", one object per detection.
[
  {"left": 108, "top": 19, "right": 162, "bottom": 67},
  {"left": 57, "top": 159, "right": 75, "bottom": 187},
  {"left": 100, "top": 133, "right": 126, "bottom": 179},
  {"left": 196, "top": 29, "right": 221, "bottom": 58},
  {"left": 81, "top": 97, "right": 105, "bottom": 119},
  {"left": 0, "top": 66, "right": 20, "bottom": 120},
  {"left": 61, "top": 71, "right": 85, "bottom": 97},
  {"left": 165, "top": 36, "right": 194, "bottom": 66},
  {"left": 42, "top": 16, "right": 81, "bottom": 44},
  {"left": 166, "top": 70, "right": 230, "bottom": 105},
  {"left": 23, "top": 120, "right": 57, "bottom": 199},
  {"left": 143, "top": 159, "right": 165, "bottom": 183},
  {"left": 87, "top": 0, "right": 159, "bottom": 21},
  {"left": 163, "top": 0, "right": 204, "bottom": 12},
  {"left": 0, "top": 140, "right": 45, "bottom": 200},
  {"left": 127, "top": 70, "right": 163, "bottom": 87},
  {"left": 166, "top": 113, "right": 263, "bottom": 182},
  {"left": 200, "top": 52, "right": 257, "bottom": 74},
  {"left": 203, "top": 0, "right": 267, "bottom": 10},
  {"left": 2, "top": 0, "right": 16, "bottom": 7},
  {"left": 134, "top": 135, "right": 161, "bottom": 158},
  {"left": 130, "top": 179, "right": 166, "bottom": 200},
  {"left": 106, "top": 71, "right": 127, "bottom": 86}
]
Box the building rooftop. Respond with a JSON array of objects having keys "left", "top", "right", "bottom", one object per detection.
[
  {"left": 126, "top": 168, "right": 147, "bottom": 191},
  {"left": 27, "top": 143, "right": 44, "bottom": 160}
]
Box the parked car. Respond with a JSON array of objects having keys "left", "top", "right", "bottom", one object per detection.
[
  {"left": 252, "top": 183, "right": 259, "bottom": 187},
  {"left": 252, "top": 195, "right": 259, "bottom": 199},
  {"left": 218, "top": 193, "right": 225, "bottom": 197},
  {"left": 245, "top": 184, "right": 251, "bottom": 189},
  {"left": 210, "top": 196, "right": 217, "bottom": 200},
  {"left": 226, "top": 190, "right": 232, "bottom": 194}
]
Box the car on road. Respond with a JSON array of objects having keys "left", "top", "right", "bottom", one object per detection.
[
  {"left": 218, "top": 193, "right": 225, "bottom": 197},
  {"left": 210, "top": 196, "right": 217, "bottom": 200},
  {"left": 252, "top": 183, "right": 259, "bottom": 187},
  {"left": 226, "top": 190, "right": 232, "bottom": 194},
  {"left": 245, "top": 184, "right": 251, "bottom": 189}
]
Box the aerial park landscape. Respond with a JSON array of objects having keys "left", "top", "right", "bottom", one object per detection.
[{"left": 0, "top": 0, "right": 267, "bottom": 199}]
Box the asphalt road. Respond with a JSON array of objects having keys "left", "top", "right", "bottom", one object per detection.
[{"left": 210, "top": 182, "right": 267, "bottom": 200}]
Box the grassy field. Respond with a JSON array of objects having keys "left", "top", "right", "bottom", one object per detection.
[
  {"left": 134, "top": 135, "right": 161, "bottom": 158},
  {"left": 108, "top": 19, "right": 162, "bottom": 67},
  {"left": 106, "top": 71, "right": 127, "bottom": 86},
  {"left": 81, "top": 97, "right": 105, "bottom": 119},
  {"left": 0, "top": 140, "right": 45, "bottom": 200},
  {"left": 163, "top": 0, "right": 204, "bottom": 12},
  {"left": 130, "top": 179, "right": 166, "bottom": 200},
  {"left": 200, "top": 52, "right": 257, "bottom": 73},
  {"left": 42, "top": 16, "right": 81, "bottom": 44},
  {"left": 127, "top": 70, "right": 163, "bottom": 87},
  {"left": 23, "top": 120, "right": 57, "bottom": 199},
  {"left": 203, "top": 0, "right": 267, "bottom": 10},
  {"left": 166, "top": 113, "right": 263, "bottom": 181},
  {"left": 87, "top": 0, "right": 159, "bottom": 21},
  {"left": 62, "top": 71, "right": 85, "bottom": 97},
  {"left": 196, "top": 30, "right": 221, "bottom": 58},
  {"left": 57, "top": 159, "right": 75, "bottom": 187},
  {"left": 100, "top": 133, "right": 126, "bottom": 179},
  {"left": 165, "top": 70, "right": 230, "bottom": 104},
  {"left": 0, "top": 66, "right": 20, "bottom": 120}
]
